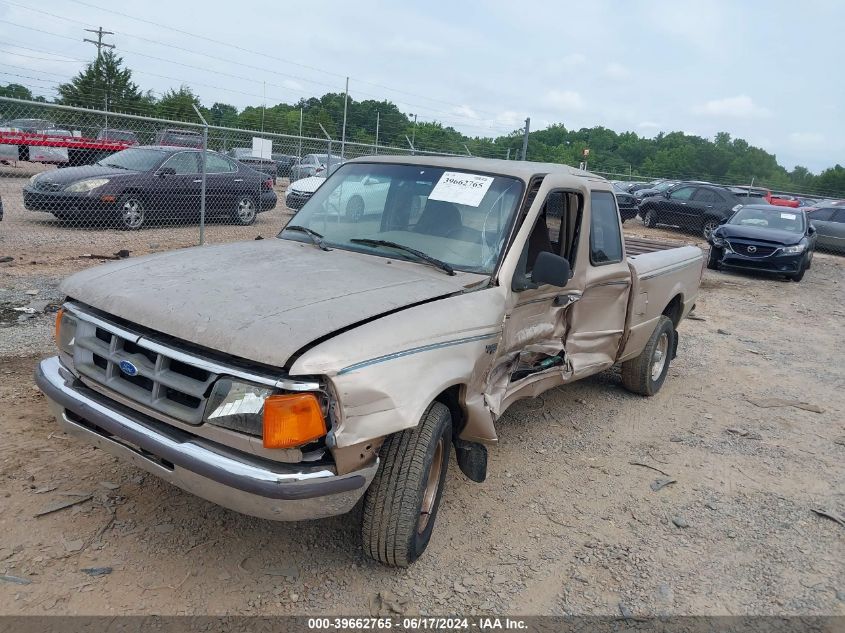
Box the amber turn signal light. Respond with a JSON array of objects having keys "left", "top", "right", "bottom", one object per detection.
[
  {"left": 54, "top": 307, "right": 64, "bottom": 343},
  {"left": 262, "top": 393, "right": 327, "bottom": 449}
]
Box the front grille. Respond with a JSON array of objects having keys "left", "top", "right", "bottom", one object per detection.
[
  {"left": 73, "top": 319, "right": 217, "bottom": 424},
  {"left": 727, "top": 241, "right": 779, "bottom": 258}
]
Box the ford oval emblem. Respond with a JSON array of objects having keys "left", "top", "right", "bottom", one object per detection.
[{"left": 119, "top": 360, "right": 138, "bottom": 376}]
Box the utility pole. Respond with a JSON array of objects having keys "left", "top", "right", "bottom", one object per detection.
[
  {"left": 340, "top": 76, "right": 349, "bottom": 159},
  {"left": 83, "top": 27, "right": 114, "bottom": 59},
  {"left": 84, "top": 27, "right": 114, "bottom": 129},
  {"left": 521, "top": 116, "right": 530, "bottom": 161},
  {"left": 298, "top": 108, "right": 303, "bottom": 159},
  {"left": 260, "top": 81, "right": 266, "bottom": 133},
  {"left": 374, "top": 111, "right": 379, "bottom": 155},
  {"left": 409, "top": 113, "right": 418, "bottom": 148}
]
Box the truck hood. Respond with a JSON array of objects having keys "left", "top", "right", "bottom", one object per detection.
[{"left": 61, "top": 238, "right": 469, "bottom": 368}]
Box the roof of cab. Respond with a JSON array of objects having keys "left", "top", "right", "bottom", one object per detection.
[{"left": 346, "top": 154, "right": 605, "bottom": 184}]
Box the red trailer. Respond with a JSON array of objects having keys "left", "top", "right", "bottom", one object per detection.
[{"left": 0, "top": 130, "right": 134, "bottom": 166}]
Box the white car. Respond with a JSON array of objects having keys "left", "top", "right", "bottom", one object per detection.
[{"left": 285, "top": 174, "right": 397, "bottom": 220}]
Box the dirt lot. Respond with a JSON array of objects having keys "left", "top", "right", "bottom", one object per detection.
[{"left": 1, "top": 168, "right": 844, "bottom": 616}]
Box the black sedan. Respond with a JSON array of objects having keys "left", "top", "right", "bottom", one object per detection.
[
  {"left": 640, "top": 183, "right": 743, "bottom": 238},
  {"left": 707, "top": 205, "right": 816, "bottom": 282},
  {"left": 23, "top": 146, "right": 277, "bottom": 230},
  {"left": 612, "top": 183, "right": 639, "bottom": 222}
]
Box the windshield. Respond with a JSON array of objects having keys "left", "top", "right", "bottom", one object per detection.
[
  {"left": 729, "top": 207, "right": 805, "bottom": 233},
  {"left": 99, "top": 148, "right": 168, "bottom": 171},
  {"left": 654, "top": 181, "right": 675, "bottom": 192},
  {"left": 279, "top": 163, "right": 524, "bottom": 275}
]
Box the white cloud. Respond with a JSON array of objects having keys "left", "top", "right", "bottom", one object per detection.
[
  {"left": 453, "top": 105, "right": 480, "bottom": 120},
  {"left": 493, "top": 110, "right": 525, "bottom": 128},
  {"left": 788, "top": 132, "right": 824, "bottom": 148},
  {"left": 561, "top": 53, "right": 586, "bottom": 67},
  {"left": 692, "top": 95, "right": 771, "bottom": 118},
  {"left": 282, "top": 79, "right": 304, "bottom": 92},
  {"left": 544, "top": 89, "right": 585, "bottom": 111},
  {"left": 604, "top": 62, "right": 630, "bottom": 80},
  {"left": 638, "top": 121, "right": 661, "bottom": 130},
  {"left": 382, "top": 37, "right": 443, "bottom": 56}
]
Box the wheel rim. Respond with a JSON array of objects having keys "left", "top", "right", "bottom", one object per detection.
[
  {"left": 703, "top": 221, "right": 718, "bottom": 239},
  {"left": 237, "top": 197, "right": 256, "bottom": 222},
  {"left": 417, "top": 437, "right": 444, "bottom": 534},
  {"left": 651, "top": 332, "right": 669, "bottom": 381},
  {"left": 121, "top": 198, "right": 143, "bottom": 228}
]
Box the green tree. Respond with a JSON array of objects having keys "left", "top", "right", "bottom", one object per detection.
[
  {"left": 57, "top": 51, "right": 151, "bottom": 114},
  {"left": 156, "top": 85, "right": 201, "bottom": 121}
]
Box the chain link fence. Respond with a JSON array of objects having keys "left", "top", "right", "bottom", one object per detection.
[{"left": 1, "top": 96, "right": 842, "bottom": 270}]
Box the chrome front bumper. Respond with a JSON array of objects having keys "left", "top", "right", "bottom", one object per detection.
[{"left": 35, "top": 356, "right": 378, "bottom": 521}]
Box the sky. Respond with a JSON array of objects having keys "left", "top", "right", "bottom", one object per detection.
[{"left": 0, "top": 0, "right": 842, "bottom": 172}]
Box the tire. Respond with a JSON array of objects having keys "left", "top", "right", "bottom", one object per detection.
[
  {"left": 362, "top": 401, "right": 452, "bottom": 567},
  {"left": 345, "top": 194, "right": 365, "bottom": 220},
  {"left": 621, "top": 315, "right": 674, "bottom": 396},
  {"left": 642, "top": 208, "right": 657, "bottom": 228},
  {"left": 118, "top": 195, "right": 145, "bottom": 230},
  {"left": 702, "top": 218, "right": 720, "bottom": 240},
  {"left": 232, "top": 194, "right": 257, "bottom": 225},
  {"left": 791, "top": 264, "right": 806, "bottom": 282},
  {"left": 706, "top": 246, "right": 721, "bottom": 270}
]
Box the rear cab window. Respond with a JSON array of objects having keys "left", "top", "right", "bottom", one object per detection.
[{"left": 590, "top": 190, "right": 623, "bottom": 265}]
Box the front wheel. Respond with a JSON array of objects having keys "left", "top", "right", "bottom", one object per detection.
[
  {"left": 621, "top": 315, "right": 674, "bottom": 396},
  {"left": 791, "top": 264, "right": 806, "bottom": 282},
  {"left": 232, "top": 194, "right": 257, "bottom": 225},
  {"left": 118, "top": 195, "right": 145, "bottom": 230},
  {"left": 707, "top": 246, "right": 721, "bottom": 270},
  {"left": 642, "top": 208, "right": 657, "bottom": 228},
  {"left": 362, "top": 401, "right": 452, "bottom": 567}
]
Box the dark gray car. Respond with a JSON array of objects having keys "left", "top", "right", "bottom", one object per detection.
[{"left": 807, "top": 207, "right": 845, "bottom": 253}]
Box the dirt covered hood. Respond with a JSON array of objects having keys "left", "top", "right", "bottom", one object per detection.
[{"left": 61, "top": 238, "right": 465, "bottom": 368}]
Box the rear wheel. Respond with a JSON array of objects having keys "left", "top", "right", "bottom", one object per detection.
[
  {"left": 362, "top": 401, "right": 452, "bottom": 567},
  {"left": 702, "top": 218, "right": 720, "bottom": 240},
  {"left": 232, "top": 194, "right": 257, "bottom": 225},
  {"left": 621, "top": 315, "right": 674, "bottom": 396},
  {"left": 642, "top": 208, "right": 657, "bottom": 228},
  {"left": 118, "top": 195, "right": 145, "bottom": 230}
]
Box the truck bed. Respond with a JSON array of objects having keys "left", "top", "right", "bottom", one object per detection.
[{"left": 624, "top": 235, "right": 691, "bottom": 256}]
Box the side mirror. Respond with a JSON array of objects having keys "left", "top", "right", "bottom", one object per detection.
[
  {"left": 531, "top": 252, "right": 571, "bottom": 288},
  {"left": 808, "top": 225, "right": 817, "bottom": 235},
  {"left": 157, "top": 167, "right": 176, "bottom": 177},
  {"left": 719, "top": 217, "right": 729, "bottom": 225}
]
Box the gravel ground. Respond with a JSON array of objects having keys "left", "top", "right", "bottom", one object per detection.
[{"left": 1, "top": 165, "right": 844, "bottom": 617}]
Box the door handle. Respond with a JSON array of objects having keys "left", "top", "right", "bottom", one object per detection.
[
  {"left": 234, "top": 178, "right": 243, "bottom": 182},
  {"left": 192, "top": 179, "right": 202, "bottom": 183}
]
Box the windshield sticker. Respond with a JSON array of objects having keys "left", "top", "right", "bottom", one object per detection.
[
  {"left": 428, "top": 171, "right": 494, "bottom": 207},
  {"left": 780, "top": 213, "right": 797, "bottom": 220}
]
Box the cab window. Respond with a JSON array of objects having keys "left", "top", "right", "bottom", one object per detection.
[{"left": 590, "top": 191, "right": 623, "bottom": 265}]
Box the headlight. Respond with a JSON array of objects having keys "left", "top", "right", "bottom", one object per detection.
[
  {"left": 732, "top": 204, "right": 743, "bottom": 212},
  {"left": 29, "top": 173, "right": 41, "bottom": 185},
  {"left": 55, "top": 308, "right": 77, "bottom": 355},
  {"left": 781, "top": 244, "right": 805, "bottom": 254},
  {"left": 711, "top": 236, "right": 726, "bottom": 247},
  {"left": 204, "top": 379, "right": 274, "bottom": 437},
  {"left": 204, "top": 378, "right": 328, "bottom": 447},
  {"left": 64, "top": 178, "right": 110, "bottom": 193}
]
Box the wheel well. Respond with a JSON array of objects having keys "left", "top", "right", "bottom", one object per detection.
[
  {"left": 662, "top": 294, "right": 683, "bottom": 327},
  {"left": 434, "top": 385, "right": 466, "bottom": 438}
]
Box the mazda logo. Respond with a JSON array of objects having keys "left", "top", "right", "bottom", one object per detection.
[{"left": 746, "top": 245, "right": 757, "bottom": 253}]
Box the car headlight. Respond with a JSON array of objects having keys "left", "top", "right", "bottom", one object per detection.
[
  {"left": 203, "top": 379, "right": 328, "bottom": 448},
  {"left": 29, "top": 173, "right": 41, "bottom": 185},
  {"left": 732, "top": 204, "right": 743, "bottom": 212},
  {"left": 64, "top": 178, "right": 110, "bottom": 193},
  {"left": 711, "top": 236, "right": 726, "bottom": 247},
  {"left": 781, "top": 244, "right": 805, "bottom": 254},
  {"left": 204, "top": 379, "right": 274, "bottom": 436},
  {"left": 55, "top": 308, "right": 77, "bottom": 356}
]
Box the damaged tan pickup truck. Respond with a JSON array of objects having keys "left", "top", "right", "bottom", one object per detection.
[{"left": 36, "top": 156, "right": 703, "bottom": 566}]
